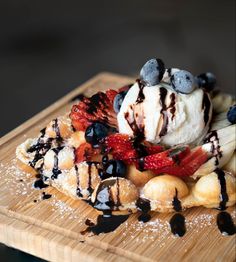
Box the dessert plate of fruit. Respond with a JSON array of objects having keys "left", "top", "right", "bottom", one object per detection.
[{"left": 16, "top": 58, "right": 236, "bottom": 237}]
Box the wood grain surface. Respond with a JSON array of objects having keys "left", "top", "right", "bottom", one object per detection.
[{"left": 0, "top": 73, "right": 235, "bottom": 262}]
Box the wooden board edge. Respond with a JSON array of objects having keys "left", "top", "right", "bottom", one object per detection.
[
  {"left": 0, "top": 72, "right": 134, "bottom": 147},
  {"left": 0, "top": 212, "right": 133, "bottom": 262},
  {"left": 0, "top": 209, "right": 153, "bottom": 262}
]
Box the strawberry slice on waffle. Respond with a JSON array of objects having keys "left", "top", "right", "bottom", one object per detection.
[
  {"left": 138, "top": 146, "right": 209, "bottom": 177},
  {"left": 70, "top": 89, "right": 118, "bottom": 132},
  {"left": 104, "top": 133, "right": 165, "bottom": 165}
]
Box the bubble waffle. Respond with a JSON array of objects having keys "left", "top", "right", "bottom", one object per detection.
[
  {"left": 16, "top": 59, "right": 236, "bottom": 236},
  {"left": 16, "top": 103, "right": 236, "bottom": 214}
]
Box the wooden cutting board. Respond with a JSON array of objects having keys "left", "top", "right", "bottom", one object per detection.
[{"left": 0, "top": 72, "right": 235, "bottom": 262}]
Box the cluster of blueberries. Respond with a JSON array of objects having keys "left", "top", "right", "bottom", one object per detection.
[{"left": 140, "top": 58, "right": 217, "bottom": 94}]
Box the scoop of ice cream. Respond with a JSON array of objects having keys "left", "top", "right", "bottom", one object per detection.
[{"left": 117, "top": 80, "right": 213, "bottom": 147}]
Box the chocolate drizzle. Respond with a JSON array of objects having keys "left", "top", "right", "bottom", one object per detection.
[
  {"left": 85, "top": 92, "right": 108, "bottom": 115},
  {"left": 204, "top": 130, "right": 222, "bottom": 166},
  {"left": 28, "top": 128, "right": 52, "bottom": 170},
  {"left": 52, "top": 119, "right": 62, "bottom": 141},
  {"left": 159, "top": 89, "right": 176, "bottom": 136},
  {"left": 135, "top": 79, "right": 145, "bottom": 104},
  {"left": 75, "top": 165, "right": 83, "bottom": 197},
  {"left": 172, "top": 188, "right": 182, "bottom": 212},
  {"left": 169, "top": 93, "right": 176, "bottom": 120},
  {"left": 169, "top": 213, "right": 186, "bottom": 237},
  {"left": 76, "top": 162, "right": 102, "bottom": 198},
  {"left": 124, "top": 111, "right": 145, "bottom": 141},
  {"left": 202, "top": 92, "right": 211, "bottom": 125},
  {"left": 217, "top": 212, "right": 236, "bottom": 235},
  {"left": 159, "top": 87, "right": 169, "bottom": 137},
  {"left": 138, "top": 157, "right": 145, "bottom": 172},
  {"left": 87, "top": 162, "right": 94, "bottom": 195},
  {"left": 51, "top": 147, "right": 63, "bottom": 179},
  {"left": 93, "top": 178, "right": 118, "bottom": 211},
  {"left": 136, "top": 198, "right": 151, "bottom": 223},
  {"left": 215, "top": 168, "right": 228, "bottom": 210}
]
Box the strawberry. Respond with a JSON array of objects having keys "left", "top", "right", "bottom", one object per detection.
[
  {"left": 145, "top": 144, "right": 164, "bottom": 155},
  {"left": 75, "top": 142, "right": 100, "bottom": 163},
  {"left": 105, "top": 133, "right": 133, "bottom": 151},
  {"left": 105, "top": 133, "right": 166, "bottom": 165},
  {"left": 105, "top": 89, "right": 118, "bottom": 104},
  {"left": 144, "top": 146, "right": 208, "bottom": 177},
  {"left": 70, "top": 90, "right": 118, "bottom": 131}
]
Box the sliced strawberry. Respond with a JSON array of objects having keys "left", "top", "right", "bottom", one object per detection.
[
  {"left": 148, "top": 146, "right": 208, "bottom": 177},
  {"left": 105, "top": 133, "right": 133, "bottom": 152},
  {"left": 105, "top": 89, "right": 118, "bottom": 104},
  {"left": 70, "top": 90, "right": 118, "bottom": 132},
  {"left": 145, "top": 145, "right": 164, "bottom": 155},
  {"left": 179, "top": 147, "right": 208, "bottom": 176}
]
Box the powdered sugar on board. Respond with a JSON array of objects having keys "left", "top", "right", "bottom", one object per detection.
[{"left": 1, "top": 160, "right": 235, "bottom": 243}]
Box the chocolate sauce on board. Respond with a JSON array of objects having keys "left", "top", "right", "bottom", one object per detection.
[
  {"left": 215, "top": 168, "right": 229, "bottom": 210},
  {"left": 202, "top": 92, "right": 211, "bottom": 125},
  {"left": 33, "top": 178, "right": 49, "bottom": 189},
  {"left": 204, "top": 130, "right": 222, "bottom": 166},
  {"left": 81, "top": 214, "right": 129, "bottom": 235},
  {"left": 42, "top": 192, "right": 52, "bottom": 200},
  {"left": 169, "top": 213, "right": 186, "bottom": 237},
  {"left": 172, "top": 189, "right": 182, "bottom": 212},
  {"left": 217, "top": 212, "right": 236, "bottom": 235}
]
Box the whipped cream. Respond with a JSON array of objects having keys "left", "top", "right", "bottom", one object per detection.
[{"left": 117, "top": 81, "right": 213, "bottom": 147}]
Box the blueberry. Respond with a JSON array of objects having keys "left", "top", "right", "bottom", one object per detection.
[
  {"left": 113, "top": 90, "right": 128, "bottom": 113},
  {"left": 227, "top": 104, "right": 236, "bottom": 124},
  {"left": 85, "top": 122, "right": 109, "bottom": 147},
  {"left": 140, "top": 58, "right": 165, "bottom": 86},
  {"left": 171, "top": 70, "right": 195, "bottom": 94},
  {"left": 103, "top": 160, "right": 127, "bottom": 179},
  {"left": 196, "top": 72, "right": 216, "bottom": 91}
]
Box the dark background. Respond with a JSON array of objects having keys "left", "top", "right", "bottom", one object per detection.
[{"left": 0, "top": 0, "right": 235, "bottom": 261}]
